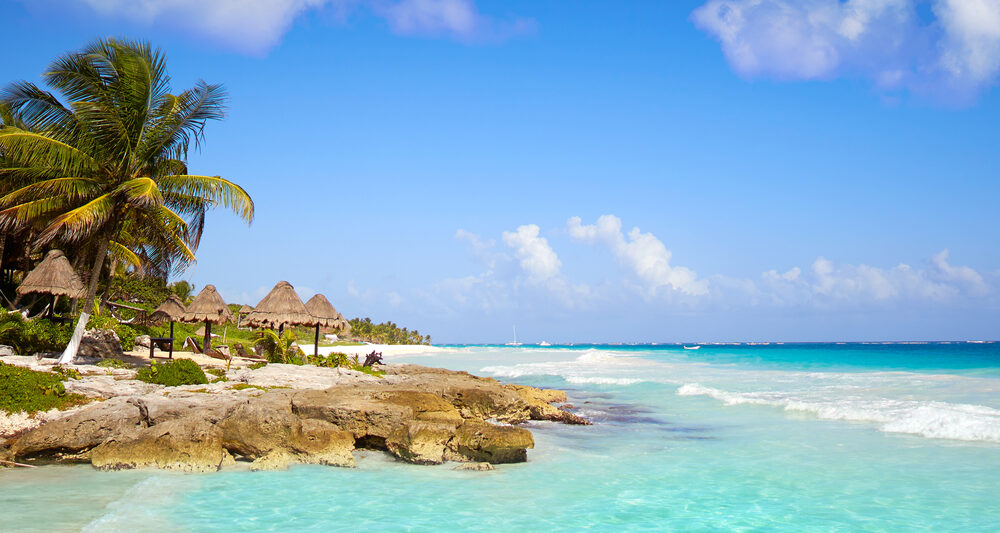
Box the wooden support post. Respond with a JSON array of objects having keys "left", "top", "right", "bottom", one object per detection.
[
  {"left": 205, "top": 321, "right": 212, "bottom": 351},
  {"left": 314, "top": 324, "right": 320, "bottom": 357}
]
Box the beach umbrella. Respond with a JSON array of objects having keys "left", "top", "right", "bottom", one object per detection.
[
  {"left": 16, "top": 250, "right": 86, "bottom": 312},
  {"left": 244, "top": 281, "right": 317, "bottom": 339},
  {"left": 151, "top": 294, "right": 186, "bottom": 337},
  {"left": 304, "top": 294, "right": 347, "bottom": 357},
  {"left": 181, "top": 285, "right": 233, "bottom": 351}
]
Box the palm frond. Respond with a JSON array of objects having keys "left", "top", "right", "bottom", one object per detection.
[
  {"left": 0, "top": 177, "right": 100, "bottom": 208},
  {"left": 159, "top": 174, "right": 253, "bottom": 223},
  {"left": 0, "top": 128, "right": 102, "bottom": 174},
  {"left": 116, "top": 177, "right": 163, "bottom": 208},
  {"left": 36, "top": 193, "right": 114, "bottom": 244}
]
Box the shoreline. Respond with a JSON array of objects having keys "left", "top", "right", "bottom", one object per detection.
[{"left": 0, "top": 353, "right": 587, "bottom": 472}]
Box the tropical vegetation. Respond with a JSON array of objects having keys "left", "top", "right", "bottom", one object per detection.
[
  {"left": 0, "top": 38, "right": 253, "bottom": 363},
  {"left": 348, "top": 317, "right": 430, "bottom": 345},
  {"left": 135, "top": 358, "right": 207, "bottom": 387},
  {"left": 0, "top": 361, "right": 88, "bottom": 414}
]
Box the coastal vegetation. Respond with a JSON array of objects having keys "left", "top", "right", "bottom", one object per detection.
[
  {"left": 0, "top": 362, "right": 87, "bottom": 414},
  {"left": 0, "top": 38, "right": 254, "bottom": 363},
  {"left": 135, "top": 359, "right": 207, "bottom": 387},
  {"left": 0, "top": 309, "right": 72, "bottom": 353},
  {"left": 348, "top": 317, "right": 430, "bottom": 345}
]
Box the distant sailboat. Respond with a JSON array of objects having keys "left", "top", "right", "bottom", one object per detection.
[
  {"left": 505, "top": 325, "right": 522, "bottom": 346},
  {"left": 539, "top": 341, "right": 551, "bottom": 347}
]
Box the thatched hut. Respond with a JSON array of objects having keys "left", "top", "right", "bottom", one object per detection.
[
  {"left": 151, "top": 295, "right": 186, "bottom": 324},
  {"left": 244, "top": 281, "right": 317, "bottom": 336},
  {"left": 237, "top": 304, "right": 253, "bottom": 327},
  {"left": 181, "top": 285, "right": 233, "bottom": 351},
  {"left": 304, "top": 293, "right": 347, "bottom": 356},
  {"left": 16, "top": 250, "right": 86, "bottom": 303}
]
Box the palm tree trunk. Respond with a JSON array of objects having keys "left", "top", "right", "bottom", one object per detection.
[{"left": 59, "top": 237, "right": 109, "bottom": 364}]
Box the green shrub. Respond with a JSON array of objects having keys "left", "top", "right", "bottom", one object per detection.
[
  {"left": 248, "top": 361, "right": 267, "bottom": 370},
  {"left": 0, "top": 310, "right": 73, "bottom": 354},
  {"left": 96, "top": 358, "right": 134, "bottom": 369},
  {"left": 136, "top": 359, "right": 208, "bottom": 387},
  {"left": 51, "top": 365, "right": 82, "bottom": 380},
  {"left": 254, "top": 330, "right": 304, "bottom": 364},
  {"left": 0, "top": 362, "right": 89, "bottom": 414}
]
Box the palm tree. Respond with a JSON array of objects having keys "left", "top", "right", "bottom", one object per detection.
[{"left": 0, "top": 38, "right": 253, "bottom": 363}]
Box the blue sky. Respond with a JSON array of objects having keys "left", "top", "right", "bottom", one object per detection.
[{"left": 3, "top": 0, "right": 999, "bottom": 343}]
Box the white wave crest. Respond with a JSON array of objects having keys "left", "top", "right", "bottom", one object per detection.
[
  {"left": 677, "top": 384, "right": 1000, "bottom": 443},
  {"left": 565, "top": 376, "right": 642, "bottom": 385},
  {"left": 480, "top": 350, "right": 648, "bottom": 385}
]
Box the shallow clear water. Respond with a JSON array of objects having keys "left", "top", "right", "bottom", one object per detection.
[{"left": 2, "top": 343, "right": 999, "bottom": 532}]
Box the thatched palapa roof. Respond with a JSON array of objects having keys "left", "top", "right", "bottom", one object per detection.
[
  {"left": 244, "top": 281, "right": 317, "bottom": 328},
  {"left": 16, "top": 250, "right": 86, "bottom": 299},
  {"left": 150, "top": 295, "right": 186, "bottom": 323},
  {"left": 239, "top": 304, "right": 254, "bottom": 314},
  {"left": 304, "top": 294, "right": 346, "bottom": 329},
  {"left": 182, "top": 285, "right": 233, "bottom": 324}
]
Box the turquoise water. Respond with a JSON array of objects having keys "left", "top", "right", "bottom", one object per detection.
[{"left": 2, "top": 343, "right": 999, "bottom": 531}]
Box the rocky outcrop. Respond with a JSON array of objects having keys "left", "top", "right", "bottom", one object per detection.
[
  {"left": 134, "top": 335, "right": 151, "bottom": 350},
  {"left": 90, "top": 417, "right": 230, "bottom": 472},
  {"left": 0, "top": 346, "right": 14, "bottom": 357},
  {"left": 453, "top": 421, "right": 534, "bottom": 463},
  {"left": 3, "top": 362, "right": 587, "bottom": 471},
  {"left": 79, "top": 329, "right": 123, "bottom": 359},
  {"left": 506, "top": 384, "right": 591, "bottom": 425}
]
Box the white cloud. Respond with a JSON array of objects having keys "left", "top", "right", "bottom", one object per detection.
[
  {"left": 751, "top": 250, "right": 990, "bottom": 306},
  {"left": 501, "top": 224, "right": 562, "bottom": 284},
  {"left": 692, "top": 0, "right": 1000, "bottom": 101},
  {"left": 568, "top": 215, "right": 708, "bottom": 297},
  {"left": 67, "top": 0, "right": 529, "bottom": 53},
  {"left": 375, "top": 0, "right": 480, "bottom": 38}
]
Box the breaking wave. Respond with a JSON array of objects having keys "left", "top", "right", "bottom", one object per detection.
[
  {"left": 678, "top": 383, "right": 1000, "bottom": 443},
  {"left": 481, "top": 350, "right": 650, "bottom": 386}
]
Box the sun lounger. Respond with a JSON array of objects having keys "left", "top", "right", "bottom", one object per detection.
[{"left": 184, "top": 337, "right": 203, "bottom": 354}]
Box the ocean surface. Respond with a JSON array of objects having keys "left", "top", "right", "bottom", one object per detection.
[{"left": 2, "top": 342, "right": 999, "bottom": 532}]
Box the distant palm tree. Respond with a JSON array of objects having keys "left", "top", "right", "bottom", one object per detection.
[{"left": 0, "top": 38, "right": 253, "bottom": 363}]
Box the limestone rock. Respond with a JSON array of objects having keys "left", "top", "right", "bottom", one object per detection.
[
  {"left": 218, "top": 393, "right": 356, "bottom": 469},
  {"left": 90, "top": 417, "right": 228, "bottom": 472},
  {"left": 134, "top": 335, "right": 152, "bottom": 350},
  {"left": 291, "top": 418, "right": 356, "bottom": 467},
  {"left": 0, "top": 345, "right": 14, "bottom": 357},
  {"left": 8, "top": 397, "right": 143, "bottom": 459},
  {"left": 453, "top": 462, "right": 494, "bottom": 471},
  {"left": 452, "top": 421, "right": 534, "bottom": 464},
  {"left": 386, "top": 421, "right": 456, "bottom": 464},
  {"left": 376, "top": 390, "right": 465, "bottom": 424},
  {"left": 506, "top": 384, "right": 591, "bottom": 425},
  {"left": 79, "top": 329, "right": 123, "bottom": 359},
  {"left": 386, "top": 365, "right": 532, "bottom": 423}
]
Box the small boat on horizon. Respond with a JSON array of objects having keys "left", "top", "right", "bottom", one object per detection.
[
  {"left": 683, "top": 345, "right": 701, "bottom": 350},
  {"left": 505, "top": 325, "right": 522, "bottom": 346},
  {"left": 539, "top": 341, "right": 551, "bottom": 347}
]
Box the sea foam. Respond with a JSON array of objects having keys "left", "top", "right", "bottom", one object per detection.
[
  {"left": 481, "top": 350, "right": 649, "bottom": 386},
  {"left": 677, "top": 383, "right": 1000, "bottom": 443}
]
